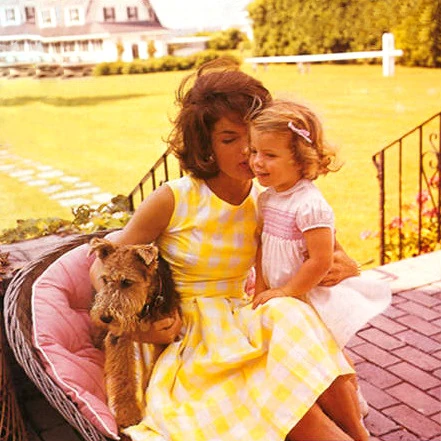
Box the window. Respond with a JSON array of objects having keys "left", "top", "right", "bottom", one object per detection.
[
  {"left": 4, "top": 7, "right": 20, "bottom": 25},
  {"left": 40, "top": 9, "right": 56, "bottom": 27},
  {"left": 25, "top": 6, "right": 36, "bottom": 23},
  {"left": 29, "top": 40, "right": 40, "bottom": 51},
  {"left": 6, "top": 8, "right": 16, "bottom": 22},
  {"left": 127, "top": 7, "right": 138, "bottom": 21},
  {"left": 65, "top": 7, "right": 84, "bottom": 25},
  {"left": 92, "top": 39, "right": 103, "bottom": 51},
  {"left": 103, "top": 7, "right": 115, "bottom": 22},
  {"left": 63, "top": 41, "right": 75, "bottom": 52},
  {"left": 70, "top": 8, "right": 79, "bottom": 22}
]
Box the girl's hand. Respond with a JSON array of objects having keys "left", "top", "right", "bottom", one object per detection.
[
  {"left": 134, "top": 309, "right": 182, "bottom": 344},
  {"left": 252, "top": 288, "right": 287, "bottom": 309}
]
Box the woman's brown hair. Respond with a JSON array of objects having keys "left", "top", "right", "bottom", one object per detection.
[{"left": 168, "top": 57, "right": 272, "bottom": 179}]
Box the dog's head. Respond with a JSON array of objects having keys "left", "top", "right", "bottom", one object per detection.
[{"left": 89, "top": 238, "right": 160, "bottom": 336}]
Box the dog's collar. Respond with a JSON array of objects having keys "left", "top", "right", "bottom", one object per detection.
[{"left": 137, "top": 274, "right": 165, "bottom": 320}]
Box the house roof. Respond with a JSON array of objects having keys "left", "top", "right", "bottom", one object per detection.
[
  {"left": 0, "top": 0, "right": 169, "bottom": 39},
  {"left": 0, "top": 21, "right": 168, "bottom": 39}
]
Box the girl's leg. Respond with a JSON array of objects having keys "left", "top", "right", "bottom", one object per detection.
[
  {"left": 317, "top": 376, "right": 369, "bottom": 441},
  {"left": 286, "top": 403, "right": 354, "bottom": 441}
]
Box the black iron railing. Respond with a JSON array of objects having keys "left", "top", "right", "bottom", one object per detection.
[
  {"left": 372, "top": 111, "right": 441, "bottom": 264},
  {"left": 127, "top": 147, "right": 183, "bottom": 211}
]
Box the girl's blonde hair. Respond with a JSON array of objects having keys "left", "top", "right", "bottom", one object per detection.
[{"left": 250, "top": 99, "right": 342, "bottom": 180}]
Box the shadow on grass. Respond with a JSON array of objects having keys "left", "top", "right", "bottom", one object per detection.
[{"left": 0, "top": 93, "right": 150, "bottom": 107}]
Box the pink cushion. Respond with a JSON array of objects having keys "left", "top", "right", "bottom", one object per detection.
[{"left": 31, "top": 241, "right": 119, "bottom": 439}]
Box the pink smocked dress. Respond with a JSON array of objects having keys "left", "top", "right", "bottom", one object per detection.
[{"left": 259, "top": 179, "right": 391, "bottom": 347}]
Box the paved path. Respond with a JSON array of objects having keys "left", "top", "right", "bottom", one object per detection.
[
  {"left": 1, "top": 236, "right": 441, "bottom": 441},
  {"left": 353, "top": 251, "right": 441, "bottom": 441},
  {"left": 0, "top": 146, "right": 114, "bottom": 208}
]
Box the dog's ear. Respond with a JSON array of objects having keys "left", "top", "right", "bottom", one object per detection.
[
  {"left": 88, "top": 238, "right": 116, "bottom": 260},
  {"left": 135, "top": 244, "right": 158, "bottom": 267}
]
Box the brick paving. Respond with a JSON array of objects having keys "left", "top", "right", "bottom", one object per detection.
[{"left": 1, "top": 236, "right": 440, "bottom": 441}]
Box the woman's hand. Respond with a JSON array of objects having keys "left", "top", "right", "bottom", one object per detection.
[
  {"left": 319, "top": 249, "right": 359, "bottom": 287},
  {"left": 252, "top": 287, "right": 287, "bottom": 309},
  {"left": 134, "top": 309, "right": 183, "bottom": 344}
]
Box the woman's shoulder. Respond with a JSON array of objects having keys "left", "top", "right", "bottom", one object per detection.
[
  {"left": 166, "top": 175, "right": 197, "bottom": 191},
  {"left": 166, "top": 175, "right": 205, "bottom": 198}
]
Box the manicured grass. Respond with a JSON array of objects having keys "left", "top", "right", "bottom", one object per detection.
[{"left": 0, "top": 64, "right": 440, "bottom": 267}]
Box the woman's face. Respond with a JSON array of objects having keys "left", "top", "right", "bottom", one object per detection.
[{"left": 211, "top": 116, "right": 254, "bottom": 182}]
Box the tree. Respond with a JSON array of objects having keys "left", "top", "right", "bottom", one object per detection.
[{"left": 247, "top": 0, "right": 441, "bottom": 67}]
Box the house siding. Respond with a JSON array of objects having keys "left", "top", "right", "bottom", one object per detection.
[{"left": 0, "top": 0, "right": 173, "bottom": 67}]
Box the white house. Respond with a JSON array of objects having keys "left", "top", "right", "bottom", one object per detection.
[{"left": 0, "top": 0, "right": 175, "bottom": 66}]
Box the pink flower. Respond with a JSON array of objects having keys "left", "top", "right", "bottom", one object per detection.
[
  {"left": 429, "top": 175, "right": 439, "bottom": 188},
  {"left": 360, "top": 230, "right": 372, "bottom": 240},
  {"left": 423, "top": 207, "right": 438, "bottom": 218},
  {"left": 416, "top": 190, "right": 429, "bottom": 206},
  {"left": 389, "top": 217, "right": 404, "bottom": 229}
]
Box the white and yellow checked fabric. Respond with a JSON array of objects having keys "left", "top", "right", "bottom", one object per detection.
[
  {"left": 124, "top": 176, "right": 353, "bottom": 441},
  {"left": 157, "top": 177, "right": 258, "bottom": 299}
]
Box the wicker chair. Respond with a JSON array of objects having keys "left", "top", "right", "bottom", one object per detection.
[
  {"left": 3, "top": 231, "right": 113, "bottom": 441},
  {"left": 0, "top": 316, "right": 27, "bottom": 441}
]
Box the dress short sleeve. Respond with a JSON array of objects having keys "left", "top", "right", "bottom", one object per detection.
[{"left": 296, "top": 196, "right": 334, "bottom": 233}]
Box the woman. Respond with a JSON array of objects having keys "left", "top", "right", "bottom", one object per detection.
[{"left": 91, "top": 59, "right": 367, "bottom": 441}]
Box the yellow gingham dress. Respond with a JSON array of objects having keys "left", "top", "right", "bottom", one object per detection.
[{"left": 124, "top": 176, "right": 352, "bottom": 441}]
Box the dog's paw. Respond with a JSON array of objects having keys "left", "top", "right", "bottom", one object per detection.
[
  {"left": 115, "top": 403, "right": 143, "bottom": 428},
  {"left": 90, "top": 325, "right": 107, "bottom": 350}
]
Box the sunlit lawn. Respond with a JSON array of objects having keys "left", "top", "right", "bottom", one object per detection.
[{"left": 0, "top": 63, "right": 440, "bottom": 267}]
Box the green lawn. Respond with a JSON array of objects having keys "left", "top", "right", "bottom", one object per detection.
[{"left": 0, "top": 64, "right": 440, "bottom": 267}]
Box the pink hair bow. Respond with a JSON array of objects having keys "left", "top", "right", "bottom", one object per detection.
[{"left": 288, "top": 121, "right": 312, "bottom": 143}]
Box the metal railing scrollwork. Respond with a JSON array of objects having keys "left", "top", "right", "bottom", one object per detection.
[{"left": 372, "top": 111, "right": 441, "bottom": 264}]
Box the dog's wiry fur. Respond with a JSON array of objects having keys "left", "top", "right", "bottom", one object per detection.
[{"left": 89, "top": 238, "right": 180, "bottom": 429}]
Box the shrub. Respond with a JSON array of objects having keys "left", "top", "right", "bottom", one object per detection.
[
  {"left": 93, "top": 62, "right": 111, "bottom": 76},
  {"left": 93, "top": 51, "right": 239, "bottom": 76}
]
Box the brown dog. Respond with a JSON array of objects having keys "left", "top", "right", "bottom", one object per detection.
[{"left": 88, "top": 238, "right": 180, "bottom": 429}]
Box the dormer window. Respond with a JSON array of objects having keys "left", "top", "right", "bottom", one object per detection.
[
  {"left": 3, "top": 6, "right": 20, "bottom": 26},
  {"left": 127, "top": 7, "right": 138, "bottom": 21},
  {"left": 6, "top": 8, "right": 16, "bottom": 22},
  {"left": 103, "top": 7, "right": 116, "bottom": 22},
  {"left": 25, "top": 6, "right": 36, "bottom": 23},
  {"left": 40, "top": 8, "right": 56, "bottom": 27},
  {"left": 65, "top": 7, "right": 84, "bottom": 26}
]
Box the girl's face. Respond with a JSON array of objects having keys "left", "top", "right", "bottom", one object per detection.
[
  {"left": 249, "top": 127, "right": 302, "bottom": 192},
  {"left": 211, "top": 116, "right": 254, "bottom": 182}
]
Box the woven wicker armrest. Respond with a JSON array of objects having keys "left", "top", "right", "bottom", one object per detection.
[{"left": 3, "top": 231, "right": 115, "bottom": 441}]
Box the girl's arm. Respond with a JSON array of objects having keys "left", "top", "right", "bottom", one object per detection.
[
  {"left": 90, "top": 184, "right": 181, "bottom": 343},
  {"left": 252, "top": 227, "right": 333, "bottom": 309},
  {"left": 254, "top": 240, "right": 268, "bottom": 295}
]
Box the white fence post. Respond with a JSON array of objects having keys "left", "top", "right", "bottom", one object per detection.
[{"left": 382, "top": 32, "right": 396, "bottom": 77}]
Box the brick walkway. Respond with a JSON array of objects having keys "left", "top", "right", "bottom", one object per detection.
[
  {"left": 353, "top": 251, "right": 441, "bottom": 441},
  {"left": 1, "top": 236, "right": 441, "bottom": 441}
]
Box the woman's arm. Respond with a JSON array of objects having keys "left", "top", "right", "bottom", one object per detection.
[
  {"left": 90, "top": 184, "right": 181, "bottom": 344},
  {"left": 319, "top": 240, "right": 360, "bottom": 287},
  {"left": 90, "top": 184, "right": 174, "bottom": 289}
]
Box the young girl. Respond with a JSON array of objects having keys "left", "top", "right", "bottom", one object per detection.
[{"left": 249, "top": 99, "right": 391, "bottom": 412}]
